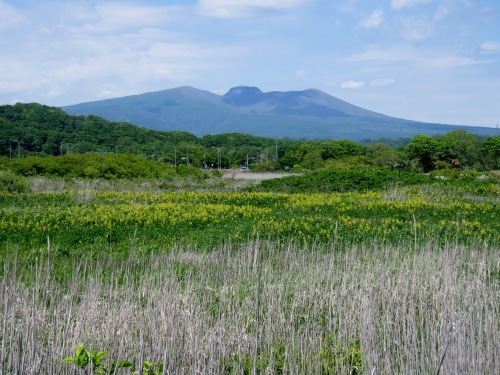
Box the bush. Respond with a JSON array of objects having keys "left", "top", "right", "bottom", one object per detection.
[
  {"left": 0, "top": 170, "right": 30, "bottom": 193},
  {"left": 8, "top": 154, "right": 182, "bottom": 179},
  {"left": 256, "top": 167, "right": 432, "bottom": 193},
  {"left": 251, "top": 161, "right": 280, "bottom": 172}
]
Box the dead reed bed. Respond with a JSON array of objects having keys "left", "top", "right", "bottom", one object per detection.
[{"left": 1, "top": 239, "right": 498, "bottom": 374}]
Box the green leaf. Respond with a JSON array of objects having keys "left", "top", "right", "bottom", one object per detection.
[
  {"left": 117, "top": 359, "right": 135, "bottom": 369},
  {"left": 91, "top": 351, "right": 108, "bottom": 368}
]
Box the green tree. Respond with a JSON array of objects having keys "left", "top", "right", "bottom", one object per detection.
[
  {"left": 319, "top": 139, "right": 365, "bottom": 160},
  {"left": 438, "top": 130, "right": 482, "bottom": 167},
  {"left": 365, "top": 143, "right": 408, "bottom": 168},
  {"left": 406, "top": 135, "right": 439, "bottom": 172},
  {"left": 279, "top": 141, "right": 318, "bottom": 169},
  {"left": 483, "top": 136, "right": 500, "bottom": 169}
]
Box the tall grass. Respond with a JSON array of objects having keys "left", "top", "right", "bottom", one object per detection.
[{"left": 1, "top": 239, "right": 498, "bottom": 374}]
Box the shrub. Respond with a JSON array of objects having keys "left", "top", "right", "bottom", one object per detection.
[
  {"left": 256, "top": 167, "right": 432, "bottom": 193},
  {"left": 251, "top": 160, "right": 280, "bottom": 172},
  {"left": 7, "top": 153, "right": 192, "bottom": 180},
  {"left": 0, "top": 170, "right": 30, "bottom": 193}
]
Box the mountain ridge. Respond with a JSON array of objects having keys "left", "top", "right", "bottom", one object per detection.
[{"left": 62, "top": 86, "right": 496, "bottom": 140}]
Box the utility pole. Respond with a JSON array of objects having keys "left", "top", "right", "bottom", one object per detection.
[
  {"left": 275, "top": 138, "right": 278, "bottom": 160},
  {"left": 60, "top": 142, "right": 69, "bottom": 155},
  {"left": 213, "top": 147, "right": 221, "bottom": 170}
]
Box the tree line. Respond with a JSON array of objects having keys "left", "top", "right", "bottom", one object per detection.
[{"left": 1, "top": 102, "right": 499, "bottom": 172}]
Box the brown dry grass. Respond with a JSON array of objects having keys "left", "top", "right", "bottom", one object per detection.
[{"left": 1, "top": 240, "right": 498, "bottom": 374}]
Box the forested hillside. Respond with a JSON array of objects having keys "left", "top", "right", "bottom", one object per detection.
[
  {"left": 1, "top": 102, "right": 499, "bottom": 172},
  {"left": 0, "top": 102, "right": 198, "bottom": 155}
]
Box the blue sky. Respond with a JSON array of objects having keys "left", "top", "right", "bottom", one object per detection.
[{"left": 0, "top": 0, "right": 499, "bottom": 127}]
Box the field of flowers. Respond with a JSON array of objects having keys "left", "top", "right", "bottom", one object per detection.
[
  {"left": 0, "top": 178, "right": 498, "bottom": 374},
  {"left": 0, "top": 181, "right": 498, "bottom": 252}
]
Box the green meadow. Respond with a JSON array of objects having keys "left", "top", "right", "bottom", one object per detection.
[{"left": 0, "top": 167, "right": 498, "bottom": 374}]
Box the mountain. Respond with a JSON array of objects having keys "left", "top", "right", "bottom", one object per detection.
[
  {"left": 62, "top": 86, "right": 496, "bottom": 140},
  {"left": 222, "top": 86, "right": 388, "bottom": 118}
]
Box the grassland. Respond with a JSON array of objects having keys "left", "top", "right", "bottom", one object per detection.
[{"left": 0, "top": 174, "right": 498, "bottom": 374}]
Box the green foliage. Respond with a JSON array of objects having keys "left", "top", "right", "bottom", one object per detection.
[
  {"left": 256, "top": 167, "right": 432, "bottom": 193},
  {"left": 222, "top": 341, "right": 287, "bottom": 374},
  {"left": 133, "top": 361, "right": 164, "bottom": 375},
  {"left": 317, "top": 334, "right": 364, "bottom": 375},
  {"left": 63, "top": 344, "right": 161, "bottom": 375},
  {"left": 173, "top": 165, "right": 209, "bottom": 180},
  {"left": 0, "top": 103, "right": 200, "bottom": 157},
  {"left": 63, "top": 343, "right": 134, "bottom": 374},
  {"left": 1, "top": 174, "right": 497, "bottom": 252},
  {"left": 320, "top": 139, "right": 366, "bottom": 160},
  {"left": 1, "top": 103, "right": 496, "bottom": 173},
  {"left": 0, "top": 170, "right": 30, "bottom": 193},
  {"left": 222, "top": 335, "right": 364, "bottom": 374},
  {"left": 210, "top": 168, "right": 224, "bottom": 177},
  {"left": 364, "top": 143, "right": 408, "bottom": 168},
  {"left": 8, "top": 153, "right": 191, "bottom": 179},
  {"left": 251, "top": 160, "right": 281, "bottom": 172},
  {"left": 406, "top": 134, "right": 439, "bottom": 172},
  {"left": 483, "top": 136, "right": 500, "bottom": 168},
  {"left": 277, "top": 141, "right": 317, "bottom": 169},
  {"left": 359, "top": 137, "right": 412, "bottom": 148},
  {"left": 63, "top": 344, "right": 92, "bottom": 369},
  {"left": 0, "top": 103, "right": 293, "bottom": 168},
  {"left": 437, "top": 130, "right": 482, "bottom": 167}
]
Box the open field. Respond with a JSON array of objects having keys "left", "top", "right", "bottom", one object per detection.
[
  {"left": 0, "top": 177, "right": 498, "bottom": 374},
  {"left": 1, "top": 241, "right": 498, "bottom": 374},
  {"left": 221, "top": 171, "right": 302, "bottom": 190},
  {"left": 0, "top": 181, "right": 498, "bottom": 250}
]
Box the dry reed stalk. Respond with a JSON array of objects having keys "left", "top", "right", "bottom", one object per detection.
[{"left": 0, "top": 239, "right": 497, "bottom": 374}]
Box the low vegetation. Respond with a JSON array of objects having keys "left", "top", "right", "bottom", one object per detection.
[
  {"left": 0, "top": 103, "right": 498, "bottom": 373},
  {"left": 0, "top": 178, "right": 498, "bottom": 253},
  {"left": 0, "top": 169, "right": 498, "bottom": 374},
  {"left": 255, "top": 167, "right": 433, "bottom": 193},
  {"left": 1, "top": 240, "right": 497, "bottom": 374}
]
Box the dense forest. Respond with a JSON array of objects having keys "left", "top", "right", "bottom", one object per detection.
[{"left": 1, "top": 102, "right": 499, "bottom": 173}]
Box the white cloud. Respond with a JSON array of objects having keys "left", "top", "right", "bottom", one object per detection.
[
  {"left": 360, "top": 9, "right": 383, "bottom": 28},
  {"left": 350, "top": 45, "right": 483, "bottom": 70},
  {"left": 396, "top": 15, "right": 433, "bottom": 41},
  {"left": 481, "top": 41, "right": 500, "bottom": 51},
  {"left": 197, "top": 0, "right": 310, "bottom": 18},
  {"left": 341, "top": 80, "right": 365, "bottom": 89},
  {"left": 435, "top": 1, "right": 474, "bottom": 20},
  {"left": 349, "top": 45, "right": 420, "bottom": 63},
  {"left": 391, "top": 0, "right": 432, "bottom": 10},
  {"left": 371, "top": 78, "right": 396, "bottom": 86},
  {"left": 419, "top": 56, "right": 483, "bottom": 69},
  {"left": 50, "top": 2, "right": 184, "bottom": 35},
  {"left": 0, "top": 1, "right": 27, "bottom": 31}
]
